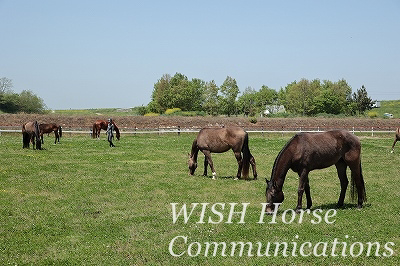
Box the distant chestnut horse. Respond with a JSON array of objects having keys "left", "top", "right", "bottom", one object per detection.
[
  {"left": 92, "top": 120, "right": 120, "bottom": 140},
  {"left": 265, "top": 130, "right": 366, "bottom": 213},
  {"left": 39, "top": 123, "right": 62, "bottom": 144},
  {"left": 391, "top": 128, "right": 400, "bottom": 153},
  {"left": 22, "top": 121, "right": 42, "bottom": 150},
  {"left": 188, "top": 127, "right": 257, "bottom": 180}
]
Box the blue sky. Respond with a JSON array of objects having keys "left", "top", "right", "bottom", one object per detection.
[{"left": 1, "top": 0, "right": 399, "bottom": 109}]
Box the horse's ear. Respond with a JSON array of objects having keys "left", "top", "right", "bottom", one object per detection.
[{"left": 265, "top": 178, "right": 270, "bottom": 183}]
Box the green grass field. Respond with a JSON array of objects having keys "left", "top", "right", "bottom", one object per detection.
[{"left": 0, "top": 132, "right": 399, "bottom": 265}]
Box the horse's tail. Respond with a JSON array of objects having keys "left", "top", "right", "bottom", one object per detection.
[
  {"left": 351, "top": 161, "right": 367, "bottom": 204},
  {"left": 58, "top": 126, "right": 62, "bottom": 138},
  {"left": 34, "top": 121, "right": 42, "bottom": 150},
  {"left": 92, "top": 123, "right": 97, "bottom": 138},
  {"left": 114, "top": 124, "right": 120, "bottom": 140},
  {"left": 241, "top": 132, "right": 252, "bottom": 178},
  {"left": 22, "top": 124, "right": 29, "bottom": 148}
]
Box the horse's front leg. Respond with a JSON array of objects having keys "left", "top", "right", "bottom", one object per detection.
[
  {"left": 296, "top": 169, "right": 310, "bottom": 212},
  {"left": 202, "top": 150, "right": 216, "bottom": 179},
  {"left": 203, "top": 156, "right": 208, "bottom": 176},
  {"left": 234, "top": 151, "right": 243, "bottom": 179}
]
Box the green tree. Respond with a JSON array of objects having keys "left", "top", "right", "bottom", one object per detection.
[
  {"left": 0, "top": 92, "right": 20, "bottom": 113},
  {"left": 220, "top": 76, "right": 239, "bottom": 116},
  {"left": 18, "top": 90, "right": 47, "bottom": 113},
  {"left": 149, "top": 74, "right": 171, "bottom": 113},
  {"left": 351, "top": 85, "right": 374, "bottom": 114},
  {"left": 285, "top": 79, "right": 319, "bottom": 115},
  {"left": 237, "top": 87, "right": 257, "bottom": 116},
  {"left": 203, "top": 80, "right": 219, "bottom": 115},
  {"left": 255, "top": 85, "right": 278, "bottom": 114}
]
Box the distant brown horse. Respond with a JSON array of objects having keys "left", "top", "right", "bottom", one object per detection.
[
  {"left": 39, "top": 123, "right": 62, "bottom": 144},
  {"left": 92, "top": 120, "right": 120, "bottom": 140},
  {"left": 22, "top": 121, "right": 42, "bottom": 150},
  {"left": 391, "top": 128, "right": 400, "bottom": 153},
  {"left": 265, "top": 130, "right": 366, "bottom": 213},
  {"left": 188, "top": 127, "right": 257, "bottom": 180}
]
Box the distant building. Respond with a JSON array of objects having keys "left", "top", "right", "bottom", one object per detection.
[
  {"left": 372, "top": 101, "right": 381, "bottom": 108},
  {"left": 263, "top": 105, "right": 286, "bottom": 116}
]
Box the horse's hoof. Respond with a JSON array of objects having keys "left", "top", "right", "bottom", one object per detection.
[
  {"left": 295, "top": 208, "right": 303, "bottom": 214},
  {"left": 234, "top": 177, "right": 238, "bottom": 180},
  {"left": 212, "top": 176, "right": 216, "bottom": 180}
]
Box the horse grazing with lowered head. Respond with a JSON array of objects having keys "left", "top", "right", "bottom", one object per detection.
[
  {"left": 265, "top": 130, "right": 366, "bottom": 213},
  {"left": 92, "top": 120, "right": 120, "bottom": 140},
  {"left": 188, "top": 127, "right": 257, "bottom": 180},
  {"left": 39, "top": 123, "right": 62, "bottom": 144},
  {"left": 391, "top": 128, "right": 400, "bottom": 153},
  {"left": 22, "top": 121, "right": 42, "bottom": 150}
]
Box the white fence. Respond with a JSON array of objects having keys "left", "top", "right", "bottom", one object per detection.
[{"left": 1, "top": 127, "right": 396, "bottom": 137}]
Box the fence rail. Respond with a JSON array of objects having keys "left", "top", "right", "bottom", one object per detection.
[{"left": 1, "top": 127, "right": 396, "bottom": 137}]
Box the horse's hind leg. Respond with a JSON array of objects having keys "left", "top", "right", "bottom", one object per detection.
[
  {"left": 335, "top": 159, "right": 349, "bottom": 208},
  {"left": 250, "top": 156, "right": 257, "bottom": 180},
  {"left": 234, "top": 151, "right": 243, "bottom": 179},
  {"left": 391, "top": 139, "right": 398, "bottom": 153},
  {"left": 203, "top": 156, "right": 208, "bottom": 176}
]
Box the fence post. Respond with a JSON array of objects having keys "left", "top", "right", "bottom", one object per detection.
[
  {"left": 372, "top": 127, "right": 374, "bottom": 137},
  {"left": 178, "top": 126, "right": 180, "bottom": 136}
]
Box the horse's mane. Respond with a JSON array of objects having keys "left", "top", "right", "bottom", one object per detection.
[
  {"left": 270, "top": 133, "right": 299, "bottom": 186},
  {"left": 190, "top": 139, "right": 199, "bottom": 161}
]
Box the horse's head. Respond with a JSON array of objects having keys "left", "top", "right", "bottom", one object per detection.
[
  {"left": 188, "top": 154, "right": 197, "bottom": 176},
  {"left": 265, "top": 178, "right": 284, "bottom": 213}
]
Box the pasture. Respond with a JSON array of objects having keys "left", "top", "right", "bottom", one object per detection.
[{"left": 0, "top": 132, "right": 399, "bottom": 265}]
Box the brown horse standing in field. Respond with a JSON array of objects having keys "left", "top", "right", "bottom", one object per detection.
[
  {"left": 265, "top": 130, "right": 366, "bottom": 213},
  {"left": 391, "top": 128, "right": 400, "bottom": 153},
  {"left": 188, "top": 127, "right": 257, "bottom": 180},
  {"left": 92, "top": 120, "right": 120, "bottom": 140},
  {"left": 22, "top": 121, "right": 42, "bottom": 150},
  {"left": 39, "top": 123, "right": 62, "bottom": 144}
]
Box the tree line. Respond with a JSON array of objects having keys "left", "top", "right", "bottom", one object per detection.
[
  {"left": 145, "top": 73, "right": 375, "bottom": 117},
  {"left": 0, "top": 77, "right": 47, "bottom": 113}
]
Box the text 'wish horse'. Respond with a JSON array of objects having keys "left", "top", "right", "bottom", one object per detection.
[
  {"left": 265, "top": 130, "right": 366, "bottom": 213},
  {"left": 188, "top": 127, "right": 257, "bottom": 180}
]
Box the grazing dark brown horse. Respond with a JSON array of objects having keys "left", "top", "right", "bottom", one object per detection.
[
  {"left": 92, "top": 120, "right": 120, "bottom": 140},
  {"left": 188, "top": 127, "right": 257, "bottom": 180},
  {"left": 22, "top": 121, "right": 42, "bottom": 150},
  {"left": 391, "top": 128, "right": 400, "bottom": 153},
  {"left": 39, "top": 123, "right": 62, "bottom": 144},
  {"left": 265, "top": 130, "right": 366, "bottom": 213}
]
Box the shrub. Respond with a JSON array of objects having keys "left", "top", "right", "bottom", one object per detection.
[
  {"left": 165, "top": 108, "right": 182, "bottom": 115},
  {"left": 144, "top": 112, "right": 160, "bottom": 117},
  {"left": 249, "top": 117, "right": 257, "bottom": 124},
  {"left": 368, "top": 111, "right": 378, "bottom": 118}
]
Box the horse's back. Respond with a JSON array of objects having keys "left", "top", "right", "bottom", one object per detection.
[
  {"left": 23, "top": 122, "right": 36, "bottom": 133},
  {"left": 289, "top": 130, "right": 360, "bottom": 168},
  {"left": 196, "top": 127, "right": 246, "bottom": 152}
]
